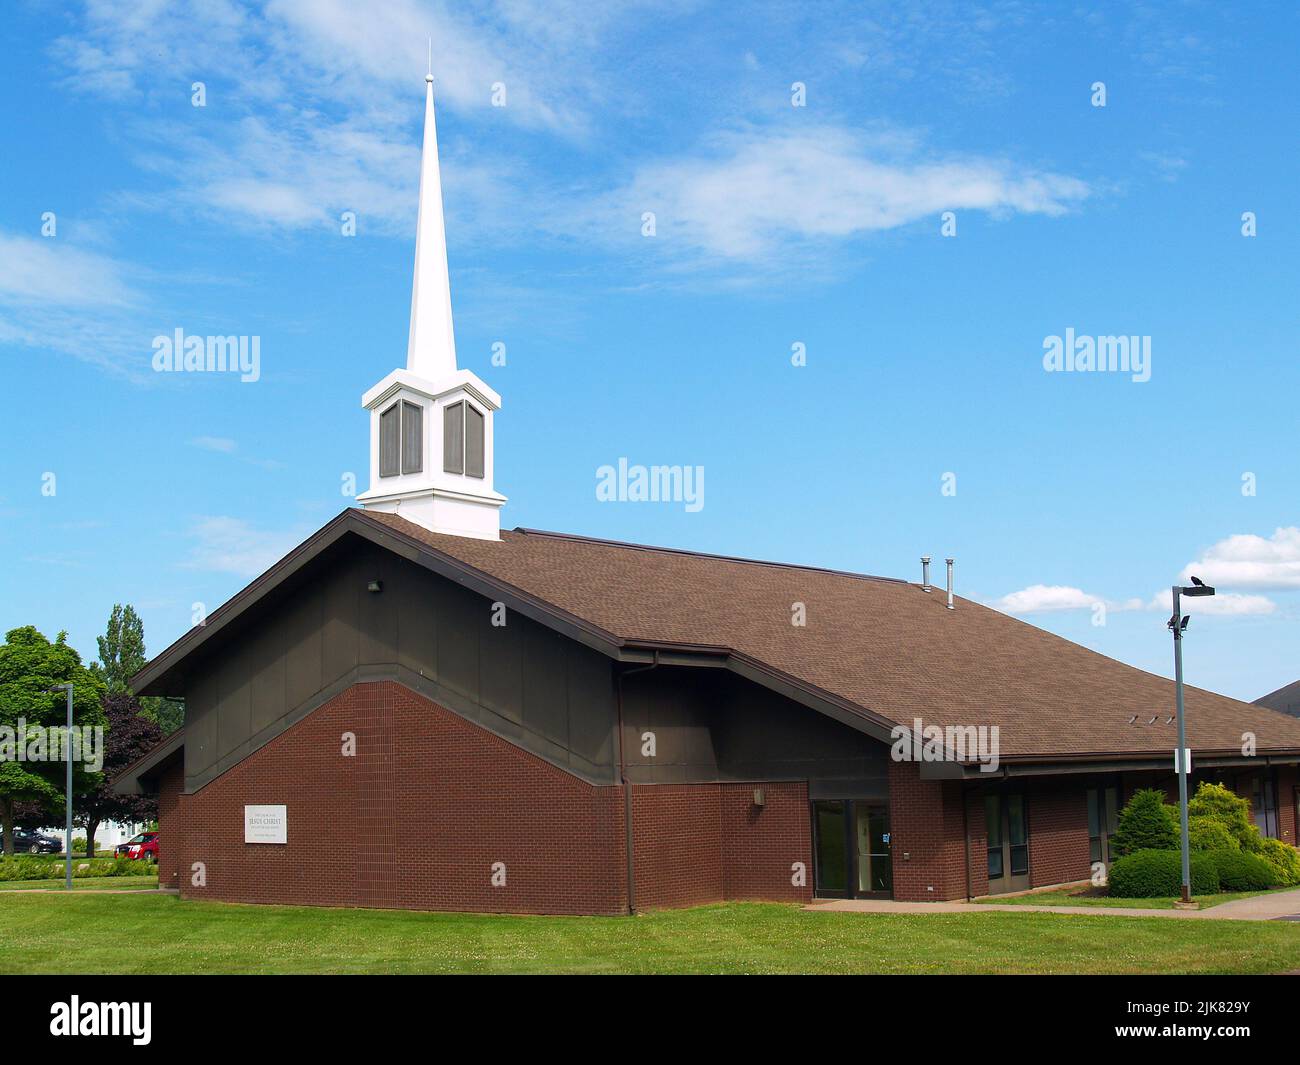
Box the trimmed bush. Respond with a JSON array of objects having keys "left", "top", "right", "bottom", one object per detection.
[
  {"left": 0, "top": 856, "right": 154, "bottom": 882},
  {"left": 1256, "top": 839, "right": 1300, "bottom": 887},
  {"left": 1187, "top": 782, "right": 1262, "bottom": 853},
  {"left": 1107, "top": 848, "right": 1218, "bottom": 898},
  {"left": 1209, "top": 848, "right": 1275, "bottom": 891},
  {"left": 1188, "top": 815, "right": 1238, "bottom": 853},
  {"left": 1111, "top": 789, "right": 1179, "bottom": 857}
]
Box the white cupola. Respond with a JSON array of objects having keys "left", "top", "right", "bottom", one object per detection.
[{"left": 356, "top": 69, "right": 505, "bottom": 541}]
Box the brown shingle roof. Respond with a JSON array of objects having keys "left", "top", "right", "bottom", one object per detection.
[{"left": 363, "top": 509, "right": 1300, "bottom": 761}]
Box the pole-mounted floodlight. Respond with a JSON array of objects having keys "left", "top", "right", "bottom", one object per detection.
[
  {"left": 47, "top": 684, "right": 73, "bottom": 890},
  {"left": 1171, "top": 577, "right": 1215, "bottom": 904}
]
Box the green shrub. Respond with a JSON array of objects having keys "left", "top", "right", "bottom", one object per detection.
[
  {"left": 1188, "top": 815, "right": 1238, "bottom": 853},
  {"left": 1256, "top": 838, "right": 1300, "bottom": 887},
  {"left": 1209, "top": 848, "right": 1276, "bottom": 891},
  {"left": 0, "top": 856, "right": 155, "bottom": 881},
  {"left": 1111, "top": 789, "right": 1179, "bottom": 857},
  {"left": 1107, "top": 848, "right": 1218, "bottom": 898},
  {"left": 1187, "top": 782, "right": 1263, "bottom": 852}
]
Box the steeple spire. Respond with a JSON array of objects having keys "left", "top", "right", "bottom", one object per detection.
[
  {"left": 406, "top": 66, "right": 457, "bottom": 381},
  {"left": 356, "top": 68, "right": 505, "bottom": 542}
]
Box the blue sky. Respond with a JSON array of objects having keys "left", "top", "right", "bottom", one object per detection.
[{"left": 2, "top": 0, "right": 1298, "bottom": 702}]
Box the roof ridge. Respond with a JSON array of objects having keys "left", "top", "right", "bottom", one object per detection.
[{"left": 509, "top": 526, "right": 908, "bottom": 584}]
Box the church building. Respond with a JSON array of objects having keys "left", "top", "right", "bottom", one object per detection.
[{"left": 116, "top": 74, "right": 1300, "bottom": 914}]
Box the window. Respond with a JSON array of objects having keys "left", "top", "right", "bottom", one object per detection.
[
  {"left": 401, "top": 401, "right": 423, "bottom": 474},
  {"left": 985, "top": 795, "right": 1004, "bottom": 880},
  {"left": 379, "top": 404, "right": 400, "bottom": 477},
  {"left": 379, "top": 400, "right": 423, "bottom": 478},
  {"left": 1253, "top": 776, "right": 1278, "bottom": 838},
  {"left": 465, "top": 404, "right": 485, "bottom": 478},
  {"left": 1087, "top": 784, "right": 1119, "bottom": 865},
  {"left": 443, "top": 400, "right": 486, "bottom": 479}
]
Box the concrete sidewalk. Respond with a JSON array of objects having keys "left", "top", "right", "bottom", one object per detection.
[{"left": 807, "top": 887, "right": 1300, "bottom": 922}]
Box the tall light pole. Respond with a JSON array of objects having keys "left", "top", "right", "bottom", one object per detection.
[
  {"left": 1170, "top": 578, "right": 1215, "bottom": 904},
  {"left": 48, "top": 683, "right": 73, "bottom": 890}
]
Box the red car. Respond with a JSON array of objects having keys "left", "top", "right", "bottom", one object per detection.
[{"left": 116, "top": 832, "right": 159, "bottom": 862}]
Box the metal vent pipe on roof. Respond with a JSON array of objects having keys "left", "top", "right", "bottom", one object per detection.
[
  {"left": 945, "top": 558, "right": 955, "bottom": 610},
  {"left": 921, "top": 556, "right": 931, "bottom": 591}
]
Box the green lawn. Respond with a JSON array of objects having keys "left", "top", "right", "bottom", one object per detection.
[
  {"left": 2, "top": 893, "right": 1300, "bottom": 974},
  {"left": 0, "top": 876, "right": 159, "bottom": 892},
  {"left": 974, "top": 887, "right": 1277, "bottom": 910}
]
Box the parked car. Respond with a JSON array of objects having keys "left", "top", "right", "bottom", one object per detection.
[
  {"left": 12, "top": 829, "right": 60, "bottom": 854},
  {"left": 116, "top": 832, "right": 159, "bottom": 862}
]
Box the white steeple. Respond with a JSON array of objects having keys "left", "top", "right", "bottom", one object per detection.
[
  {"left": 406, "top": 64, "right": 457, "bottom": 380},
  {"left": 356, "top": 68, "right": 505, "bottom": 541}
]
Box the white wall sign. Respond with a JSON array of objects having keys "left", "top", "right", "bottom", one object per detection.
[{"left": 244, "top": 804, "right": 287, "bottom": 844}]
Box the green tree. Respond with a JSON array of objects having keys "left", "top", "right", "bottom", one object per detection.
[
  {"left": 90, "top": 604, "right": 183, "bottom": 735},
  {"left": 1111, "top": 788, "right": 1179, "bottom": 857},
  {"left": 75, "top": 692, "right": 161, "bottom": 857},
  {"left": 1187, "top": 781, "right": 1262, "bottom": 852},
  {"left": 92, "top": 604, "right": 147, "bottom": 693},
  {"left": 0, "top": 627, "right": 106, "bottom": 855}
]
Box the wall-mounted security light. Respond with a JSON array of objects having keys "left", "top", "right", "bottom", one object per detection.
[
  {"left": 367, "top": 580, "right": 383, "bottom": 593},
  {"left": 752, "top": 788, "right": 766, "bottom": 807}
]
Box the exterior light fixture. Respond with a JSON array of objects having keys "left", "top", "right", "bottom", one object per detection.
[{"left": 367, "top": 580, "right": 383, "bottom": 593}]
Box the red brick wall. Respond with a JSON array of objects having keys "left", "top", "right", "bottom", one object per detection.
[
  {"left": 165, "top": 680, "right": 814, "bottom": 915},
  {"left": 628, "top": 782, "right": 813, "bottom": 909},
  {"left": 965, "top": 789, "right": 989, "bottom": 898},
  {"left": 177, "top": 681, "right": 628, "bottom": 915},
  {"left": 630, "top": 784, "right": 724, "bottom": 909},
  {"left": 720, "top": 782, "right": 812, "bottom": 903},
  {"left": 924, "top": 778, "right": 1093, "bottom": 901},
  {"left": 1027, "top": 779, "right": 1091, "bottom": 888},
  {"left": 156, "top": 761, "right": 183, "bottom": 890},
  {"left": 887, "top": 760, "right": 968, "bottom": 901}
]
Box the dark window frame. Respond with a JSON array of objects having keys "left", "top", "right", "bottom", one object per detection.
[
  {"left": 401, "top": 400, "right": 423, "bottom": 475},
  {"left": 379, "top": 403, "right": 400, "bottom": 478},
  {"left": 380, "top": 399, "right": 425, "bottom": 478},
  {"left": 443, "top": 398, "right": 486, "bottom": 479}
]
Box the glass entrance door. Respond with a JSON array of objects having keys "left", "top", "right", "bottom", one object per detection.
[
  {"left": 812, "top": 799, "right": 892, "bottom": 898},
  {"left": 855, "top": 804, "right": 892, "bottom": 895},
  {"left": 985, "top": 793, "right": 1030, "bottom": 894}
]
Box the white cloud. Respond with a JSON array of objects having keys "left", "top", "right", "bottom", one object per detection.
[
  {"left": 54, "top": 0, "right": 636, "bottom": 132},
  {"left": 1154, "top": 591, "right": 1276, "bottom": 617},
  {"left": 179, "top": 516, "right": 308, "bottom": 578},
  {"left": 0, "top": 231, "right": 155, "bottom": 374},
  {"left": 990, "top": 584, "right": 1145, "bottom": 615},
  {"left": 189, "top": 436, "right": 238, "bottom": 453},
  {"left": 580, "top": 126, "right": 1089, "bottom": 263},
  {"left": 1179, "top": 527, "right": 1300, "bottom": 590},
  {"left": 0, "top": 233, "right": 136, "bottom": 307},
  {"left": 992, "top": 581, "right": 1276, "bottom": 619}
]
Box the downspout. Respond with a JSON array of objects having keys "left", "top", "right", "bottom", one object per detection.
[{"left": 616, "top": 652, "right": 659, "bottom": 915}]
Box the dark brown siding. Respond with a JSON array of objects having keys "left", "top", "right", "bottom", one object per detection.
[
  {"left": 180, "top": 538, "right": 619, "bottom": 791},
  {"left": 620, "top": 666, "right": 889, "bottom": 785}
]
